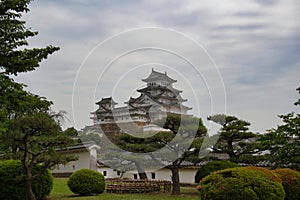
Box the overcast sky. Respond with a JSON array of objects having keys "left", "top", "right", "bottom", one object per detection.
[{"left": 15, "top": 0, "right": 300, "bottom": 134}]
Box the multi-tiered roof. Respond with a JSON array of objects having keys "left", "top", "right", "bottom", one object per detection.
[{"left": 91, "top": 69, "right": 191, "bottom": 125}]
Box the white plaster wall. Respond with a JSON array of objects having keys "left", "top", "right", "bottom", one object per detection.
[
  {"left": 179, "top": 168, "right": 197, "bottom": 183},
  {"left": 51, "top": 151, "right": 91, "bottom": 173},
  {"left": 98, "top": 166, "right": 197, "bottom": 184},
  {"left": 151, "top": 168, "right": 197, "bottom": 183},
  {"left": 150, "top": 168, "right": 172, "bottom": 181},
  {"left": 98, "top": 167, "right": 122, "bottom": 179}
]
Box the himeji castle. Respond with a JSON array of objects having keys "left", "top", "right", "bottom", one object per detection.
[{"left": 89, "top": 69, "right": 191, "bottom": 133}]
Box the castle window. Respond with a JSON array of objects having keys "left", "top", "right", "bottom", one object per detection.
[
  {"left": 151, "top": 172, "right": 156, "bottom": 180},
  {"left": 133, "top": 174, "right": 138, "bottom": 179},
  {"left": 103, "top": 171, "right": 107, "bottom": 176}
]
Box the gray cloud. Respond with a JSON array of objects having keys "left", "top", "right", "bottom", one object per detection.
[{"left": 15, "top": 0, "right": 300, "bottom": 133}]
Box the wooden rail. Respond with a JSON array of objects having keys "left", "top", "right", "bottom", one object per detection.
[{"left": 106, "top": 179, "right": 171, "bottom": 194}]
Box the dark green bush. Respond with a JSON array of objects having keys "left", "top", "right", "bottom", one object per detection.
[
  {"left": 31, "top": 164, "right": 53, "bottom": 200},
  {"left": 195, "top": 160, "right": 240, "bottom": 183},
  {"left": 198, "top": 167, "right": 285, "bottom": 200},
  {"left": 67, "top": 169, "right": 105, "bottom": 196},
  {"left": 0, "top": 160, "right": 53, "bottom": 200},
  {"left": 274, "top": 168, "right": 300, "bottom": 200}
]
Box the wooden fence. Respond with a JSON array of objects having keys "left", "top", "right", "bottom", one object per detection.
[{"left": 106, "top": 179, "right": 171, "bottom": 194}]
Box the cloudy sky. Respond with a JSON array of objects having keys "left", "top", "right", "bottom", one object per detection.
[{"left": 15, "top": 0, "right": 300, "bottom": 134}]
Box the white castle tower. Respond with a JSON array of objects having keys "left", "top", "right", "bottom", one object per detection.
[{"left": 89, "top": 69, "right": 191, "bottom": 132}]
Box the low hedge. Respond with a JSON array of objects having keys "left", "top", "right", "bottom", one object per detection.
[
  {"left": 274, "top": 168, "right": 300, "bottom": 200},
  {"left": 67, "top": 169, "right": 105, "bottom": 196},
  {"left": 198, "top": 167, "right": 285, "bottom": 200},
  {"left": 0, "top": 160, "right": 53, "bottom": 200},
  {"left": 195, "top": 160, "right": 240, "bottom": 183}
]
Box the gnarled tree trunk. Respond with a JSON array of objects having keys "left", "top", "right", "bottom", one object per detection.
[{"left": 171, "top": 166, "right": 180, "bottom": 195}]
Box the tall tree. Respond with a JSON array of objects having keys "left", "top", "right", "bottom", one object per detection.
[
  {"left": 96, "top": 114, "right": 207, "bottom": 195},
  {"left": 0, "top": 0, "right": 59, "bottom": 134},
  {"left": 260, "top": 87, "right": 300, "bottom": 171},
  {"left": 0, "top": 1, "right": 72, "bottom": 199},
  {"left": 208, "top": 114, "right": 257, "bottom": 162},
  {"left": 152, "top": 114, "right": 207, "bottom": 195}
]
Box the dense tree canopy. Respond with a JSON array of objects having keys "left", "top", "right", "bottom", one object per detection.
[{"left": 260, "top": 87, "right": 300, "bottom": 171}]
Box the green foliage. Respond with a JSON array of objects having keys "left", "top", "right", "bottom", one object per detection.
[
  {"left": 154, "top": 113, "right": 207, "bottom": 137},
  {"left": 260, "top": 87, "right": 300, "bottom": 171},
  {"left": 0, "top": 0, "right": 58, "bottom": 133},
  {"left": 31, "top": 164, "right": 53, "bottom": 200},
  {"left": 0, "top": 76, "right": 52, "bottom": 136},
  {"left": 63, "top": 127, "right": 78, "bottom": 137},
  {"left": 3, "top": 112, "right": 76, "bottom": 164},
  {"left": 237, "top": 154, "right": 266, "bottom": 164},
  {"left": 1, "top": 112, "right": 76, "bottom": 199},
  {"left": 0, "top": 160, "right": 53, "bottom": 200},
  {"left": 0, "top": 0, "right": 59, "bottom": 76},
  {"left": 245, "top": 166, "right": 282, "bottom": 183},
  {"left": 0, "top": 1, "right": 66, "bottom": 199},
  {"left": 195, "top": 160, "right": 240, "bottom": 183},
  {"left": 0, "top": 0, "right": 59, "bottom": 135},
  {"left": 274, "top": 168, "right": 300, "bottom": 200},
  {"left": 116, "top": 131, "right": 174, "bottom": 153},
  {"left": 208, "top": 114, "right": 258, "bottom": 162},
  {"left": 67, "top": 169, "right": 105, "bottom": 196},
  {"left": 198, "top": 167, "right": 285, "bottom": 200}
]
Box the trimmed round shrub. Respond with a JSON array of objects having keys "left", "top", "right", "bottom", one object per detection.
[
  {"left": 198, "top": 167, "right": 285, "bottom": 200},
  {"left": 0, "top": 160, "right": 53, "bottom": 200},
  {"left": 245, "top": 166, "right": 282, "bottom": 183},
  {"left": 274, "top": 168, "right": 300, "bottom": 200},
  {"left": 195, "top": 160, "right": 240, "bottom": 183},
  {"left": 67, "top": 169, "right": 105, "bottom": 196}
]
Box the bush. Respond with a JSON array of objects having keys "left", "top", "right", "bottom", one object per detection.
[
  {"left": 195, "top": 160, "right": 240, "bottom": 183},
  {"left": 237, "top": 154, "right": 265, "bottom": 164},
  {"left": 0, "top": 160, "right": 53, "bottom": 200},
  {"left": 274, "top": 168, "right": 300, "bottom": 200},
  {"left": 198, "top": 167, "right": 285, "bottom": 200},
  {"left": 245, "top": 166, "right": 282, "bottom": 183},
  {"left": 31, "top": 165, "right": 53, "bottom": 200},
  {"left": 67, "top": 169, "right": 105, "bottom": 196}
]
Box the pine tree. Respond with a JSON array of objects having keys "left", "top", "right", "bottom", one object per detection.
[
  {"left": 208, "top": 114, "right": 257, "bottom": 162},
  {"left": 260, "top": 87, "right": 300, "bottom": 170}
]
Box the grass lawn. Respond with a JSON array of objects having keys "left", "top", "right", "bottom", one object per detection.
[{"left": 47, "top": 178, "right": 199, "bottom": 200}]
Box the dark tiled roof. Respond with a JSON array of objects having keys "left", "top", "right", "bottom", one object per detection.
[
  {"left": 96, "top": 97, "right": 117, "bottom": 105},
  {"left": 142, "top": 69, "right": 176, "bottom": 83}
]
